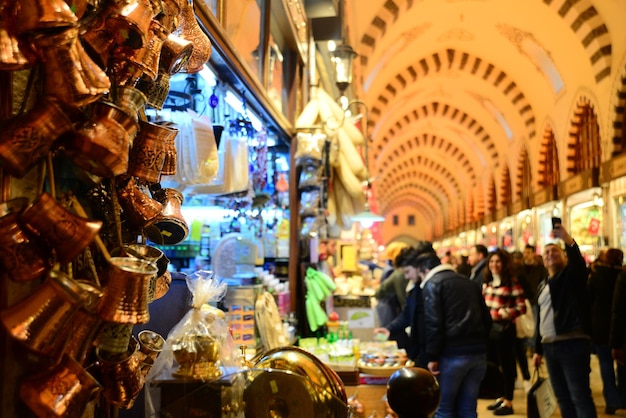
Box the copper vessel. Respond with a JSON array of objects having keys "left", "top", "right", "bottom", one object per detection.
[
  {"left": 128, "top": 18, "right": 168, "bottom": 81},
  {"left": 137, "top": 330, "right": 165, "bottom": 376},
  {"left": 97, "top": 336, "right": 145, "bottom": 409},
  {"left": 63, "top": 101, "right": 134, "bottom": 178},
  {"left": 96, "top": 322, "right": 134, "bottom": 354},
  {"left": 116, "top": 176, "right": 163, "bottom": 231},
  {"left": 20, "top": 193, "right": 103, "bottom": 264},
  {"left": 136, "top": 72, "right": 171, "bottom": 110},
  {"left": 159, "top": 33, "right": 193, "bottom": 75},
  {"left": 112, "top": 85, "right": 148, "bottom": 124},
  {"left": 54, "top": 281, "right": 104, "bottom": 365},
  {"left": 0, "top": 270, "right": 90, "bottom": 363},
  {"left": 144, "top": 187, "right": 188, "bottom": 245},
  {"left": 97, "top": 257, "right": 158, "bottom": 324},
  {"left": 106, "top": 0, "right": 154, "bottom": 50},
  {"left": 153, "top": 269, "right": 171, "bottom": 300},
  {"left": 0, "top": 97, "right": 74, "bottom": 178},
  {"left": 128, "top": 120, "right": 178, "bottom": 183},
  {"left": 19, "top": 355, "right": 102, "bottom": 418},
  {"left": 0, "top": 0, "right": 36, "bottom": 71},
  {"left": 14, "top": 0, "right": 78, "bottom": 35},
  {"left": 0, "top": 211, "right": 54, "bottom": 282},
  {"left": 174, "top": 0, "right": 211, "bottom": 73},
  {"left": 33, "top": 26, "right": 111, "bottom": 108},
  {"left": 112, "top": 243, "right": 167, "bottom": 301},
  {"left": 80, "top": 12, "right": 117, "bottom": 70}
]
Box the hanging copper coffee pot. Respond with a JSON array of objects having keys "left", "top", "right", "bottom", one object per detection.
[
  {"left": 97, "top": 256, "right": 158, "bottom": 324},
  {"left": 128, "top": 120, "right": 178, "bottom": 183},
  {"left": 0, "top": 270, "right": 92, "bottom": 364},
  {"left": 0, "top": 97, "right": 74, "bottom": 178},
  {"left": 13, "top": 0, "right": 78, "bottom": 35},
  {"left": 33, "top": 26, "right": 111, "bottom": 108},
  {"left": 63, "top": 100, "right": 135, "bottom": 178},
  {"left": 20, "top": 193, "right": 103, "bottom": 264},
  {"left": 0, "top": 0, "right": 36, "bottom": 71},
  {"left": 97, "top": 336, "right": 145, "bottom": 408},
  {"left": 116, "top": 176, "right": 163, "bottom": 232},
  {"left": 19, "top": 355, "right": 102, "bottom": 418},
  {"left": 0, "top": 198, "right": 54, "bottom": 282},
  {"left": 174, "top": 0, "right": 211, "bottom": 73},
  {"left": 144, "top": 186, "right": 189, "bottom": 245}
]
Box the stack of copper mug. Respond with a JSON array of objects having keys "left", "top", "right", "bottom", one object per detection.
[{"left": 0, "top": 0, "right": 214, "bottom": 414}]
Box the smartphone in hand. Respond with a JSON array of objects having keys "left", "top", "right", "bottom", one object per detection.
[{"left": 551, "top": 217, "right": 562, "bottom": 229}]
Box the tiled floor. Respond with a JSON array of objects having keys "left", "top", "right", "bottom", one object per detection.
[{"left": 477, "top": 355, "right": 624, "bottom": 417}]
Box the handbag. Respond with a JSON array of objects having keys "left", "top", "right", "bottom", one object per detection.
[
  {"left": 516, "top": 299, "right": 535, "bottom": 338},
  {"left": 527, "top": 368, "right": 558, "bottom": 418}
]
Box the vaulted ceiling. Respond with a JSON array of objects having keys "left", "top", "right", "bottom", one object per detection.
[{"left": 339, "top": 0, "right": 625, "bottom": 240}]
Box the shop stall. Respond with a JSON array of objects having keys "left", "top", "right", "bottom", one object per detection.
[
  {"left": 561, "top": 169, "right": 603, "bottom": 262},
  {"left": 602, "top": 154, "right": 626, "bottom": 255}
]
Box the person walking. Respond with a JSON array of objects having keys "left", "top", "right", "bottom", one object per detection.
[
  {"left": 482, "top": 249, "right": 527, "bottom": 415},
  {"left": 373, "top": 242, "right": 435, "bottom": 367},
  {"left": 469, "top": 244, "right": 489, "bottom": 286},
  {"left": 532, "top": 222, "right": 597, "bottom": 418},
  {"left": 608, "top": 266, "right": 626, "bottom": 413},
  {"left": 589, "top": 247, "right": 626, "bottom": 414},
  {"left": 417, "top": 251, "right": 492, "bottom": 418}
]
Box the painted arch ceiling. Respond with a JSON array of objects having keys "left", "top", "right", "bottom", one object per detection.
[{"left": 339, "top": 0, "right": 626, "bottom": 239}]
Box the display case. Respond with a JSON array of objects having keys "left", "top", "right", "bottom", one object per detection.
[{"left": 566, "top": 188, "right": 604, "bottom": 262}]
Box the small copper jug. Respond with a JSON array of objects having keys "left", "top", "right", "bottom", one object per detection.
[
  {"left": 174, "top": 0, "right": 211, "bottom": 73},
  {"left": 0, "top": 0, "right": 36, "bottom": 71},
  {"left": 55, "top": 281, "right": 104, "bottom": 365},
  {"left": 106, "top": 0, "right": 154, "bottom": 50},
  {"left": 20, "top": 193, "right": 103, "bottom": 264},
  {"left": 80, "top": 12, "right": 117, "bottom": 70},
  {"left": 112, "top": 243, "right": 166, "bottom": 301},
  {"left": 127, "top": 120, "right": 178, "bottom": 183},
  {"left": 33, "top": 26, "right": 111, "bottom": 108},
  {"left": 14, "top": 0, "right": 78, "bottom": 35},
  {"left": 112, "top": 85, "right": 148, "bottom": 124},
  {"left": 19, "top": 355, "right": 102, "bottom": 418},
  {"left": 0, "top": 270, "right": 90, "bottom": 363},
  {"left": 159, "top": 34, "right": 193, "bottom": 75},
  {"left": 116, "top": 176, "right": 163, "bottom": 231},
  {"left": 97, "top": 256, "right": 158, "bottom": 324},
  {"left": 135, "top": 72, "right": 171, "bottom": 110},
  {"left": 144, "top": 186, "right": 189, "bottom": 245},
  {"left": 127, "top": 18, "right": 168, "bottom": 81},
  {"left": 0, "top": 210, "right": 54, "bottom": 282},
  {"left": 0, "top": 97, "right": 74, "bottom": 178},
  {"left": 97, "top": 336, "right": 145, "bottom": 409},
  {"left": 137, "top": 330, "right": 165, "bottom": 376},
  {"left": 96, "top": 322, "right": 134, "bottom": 354},
  {"left": 63, "top": 101, "right": 134, "bottom": 178}
]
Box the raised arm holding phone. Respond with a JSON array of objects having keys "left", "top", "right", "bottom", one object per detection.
[{"left": 531, "top": 221, "right": 597, "bottom": 417}]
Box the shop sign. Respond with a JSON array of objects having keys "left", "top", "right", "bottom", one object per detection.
[
  {"left": 559, "top": 168, "right": 599, "bottom": 198},
  {"left": 600, "top": 153, "right": 626, "bottom": 183},
  {"left": 588, "top": 218, "right": 601, "bottom": 236},
  {"left": 531, "top": 186, "right": 558, "bottom": 207}
]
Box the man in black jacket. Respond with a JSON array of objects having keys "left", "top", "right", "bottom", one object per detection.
[
  {"left": 416, "top": 251, "right": 492, "bottom": 418},
  {"left": 468, "top": 244, "right": 489, "bottom": 286},
  {"left": 532, "top": 223, "right": 597, "bottom": 417}
]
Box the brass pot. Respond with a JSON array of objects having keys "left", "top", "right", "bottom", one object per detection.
[{"left": 244, "top": 346, "right": 347, "bottom": 418}]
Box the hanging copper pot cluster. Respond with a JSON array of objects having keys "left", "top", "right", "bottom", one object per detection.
[{"left": 0, "top": 0, "right": 212, "bottom": 414}]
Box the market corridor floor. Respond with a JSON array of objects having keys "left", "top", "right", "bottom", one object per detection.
[{"left": 477, "top": 355, "right": 622, "bottom": 417}]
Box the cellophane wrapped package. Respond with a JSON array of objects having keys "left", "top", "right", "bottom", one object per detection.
[{"left": 145, "top": 270, "right": 244, "bottom": 417}]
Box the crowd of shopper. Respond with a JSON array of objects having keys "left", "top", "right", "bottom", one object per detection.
[{"left": 374, "top": 221, "right": 626, "bottom": 417}]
